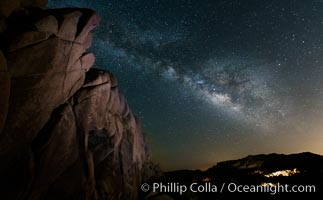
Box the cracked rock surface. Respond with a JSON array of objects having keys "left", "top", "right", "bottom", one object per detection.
[{"left": 0, "top": 3, "right": 158, "bottom": 200}]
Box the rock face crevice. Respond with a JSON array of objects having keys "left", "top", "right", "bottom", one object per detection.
[{"left": 0, "top": 2, "right": 155, "bottom": 200}]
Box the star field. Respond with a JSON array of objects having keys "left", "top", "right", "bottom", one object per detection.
[{"left": 49, "top": 0, "right": 323, "bottom": 170}]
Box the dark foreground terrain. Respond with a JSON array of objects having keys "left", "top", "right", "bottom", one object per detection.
[{"left": 144, "top": 152, "right": 323, "bottom": 199}]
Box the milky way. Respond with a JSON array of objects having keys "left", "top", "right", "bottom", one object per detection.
[{"left": 49, "top": 0, "right": 323, "bottom": 170}]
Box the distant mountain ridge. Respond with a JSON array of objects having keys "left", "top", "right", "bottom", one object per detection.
[
  {"left": 208, "top": 152, "right": 323, "bottom": 172},
  {"left": 155, "top": 152, "right": 323, "bottom": 199}
]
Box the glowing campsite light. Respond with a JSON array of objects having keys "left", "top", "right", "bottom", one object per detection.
[{"left": 264, "top": 168, "right": 299, "bottom": 177}]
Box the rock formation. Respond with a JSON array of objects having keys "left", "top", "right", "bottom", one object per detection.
[{"left": 0, "top": 1, "right": 156, "bottom": 200}]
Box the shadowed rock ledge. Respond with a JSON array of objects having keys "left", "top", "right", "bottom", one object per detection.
[{"left": 0, "top": 1, "right": 158, "bottom": 200}]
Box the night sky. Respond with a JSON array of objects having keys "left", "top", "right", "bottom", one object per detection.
[{"left": 49, "top": 0, "right": 323, "bottom": 170}]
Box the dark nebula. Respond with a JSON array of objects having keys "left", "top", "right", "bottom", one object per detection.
[{"left": 49, "top": 0, "right": 323, "bottom": 170}]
